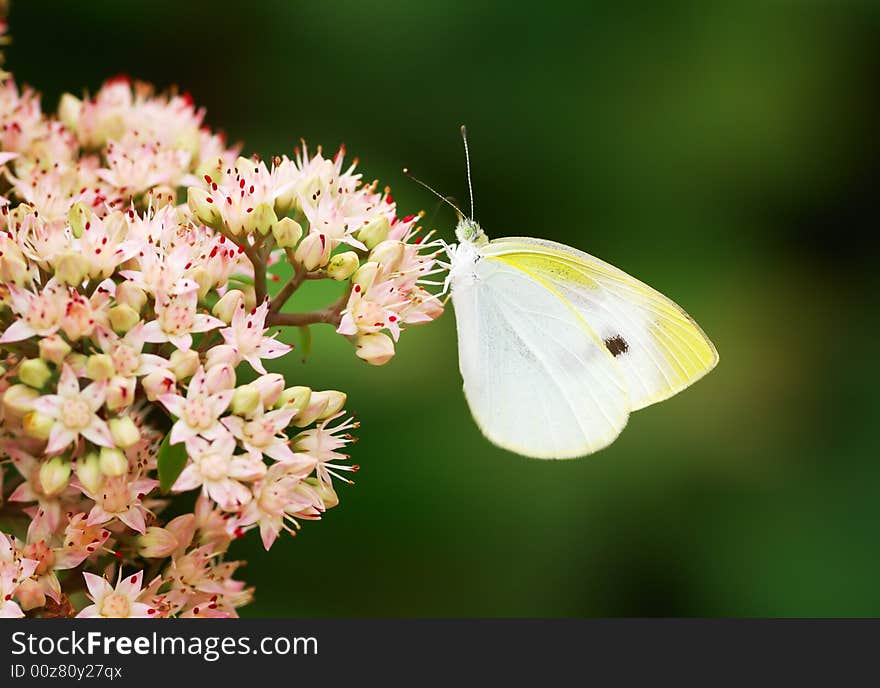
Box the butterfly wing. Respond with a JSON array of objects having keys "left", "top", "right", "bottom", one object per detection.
[
  {"left": 485, "top": 237, "right": 718, "bottom": 411},
  {"left": 451, "top": 251, "right": 629, "bottom": 459}
]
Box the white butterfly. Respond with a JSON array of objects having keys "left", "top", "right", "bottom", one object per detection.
[{"left": 412, "top": 128, "right": 718, "bottom": 459}]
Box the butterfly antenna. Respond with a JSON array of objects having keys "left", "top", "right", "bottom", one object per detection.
[
  {"left": 460, "top": 124, "right": 474, "bottom": 220},
  {"left": 402, "top": 167, "right": 466, "bottom": 219}
]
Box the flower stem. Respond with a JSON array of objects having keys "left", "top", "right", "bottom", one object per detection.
[
  {"left": 269, "top": 264, "right": 307, "bottom": 316},
  {"left": 267, "top": 289, "right": 350, "bottom": 328}
]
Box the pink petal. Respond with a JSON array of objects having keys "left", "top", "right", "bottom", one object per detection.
[
  {"left": 0, "top": 601, "right": 25, "bottom": 618},
  {"left": 17, "top": 558, "right": 39, "bottom": 581},
  {"left": 192, "top": 313, "right": 225, "bottom": 333},
  {"left": 46, "top": 425, "right": 76, "bottom": 454},
  {"left": 157, "top": 393, "right": 185, "bottom": 418},
  {"left": 172, "top": 465, "right": 202, "bottom": 492},
  {"left": 86, "top": 505, "right": 113, "bottom": 526},
  {"left": 81, "top": 419, "right": 114, "bottom": 448},
  {"left": 220, "top": 416, "right": 244, "bottom": 438},
  {"left": 53, "top": 548, "right": 89, "bottom": 570},
  {"left": 137, "top": 353, "right": 167, "bottom": 375},
  {"left": 257, "top": 337, "right": 291, "bottom": 360},
  {"left": 140, "top": 321, "right": 168, "bottom": 343},
  {"left": 116, "top": 570, "right": 143, "bottom": 599},
  {"left": 0, "top": 319, "right": 37, "bottom": 343},
  {"left": 263, "top": 442, "right": 300, "bottom": 464},
  {"left": 168, "top": 333, "right": 193, "bottom": 350},
  {"left": 210, "top": 390, "right": 234, "bottom": 416},
  {"left": 9, "top": 483, "right": 36, "bottom": 503},
  {"left": 229, "top": 456, "right": 267, "bottom": 482},
  {"left": 169, "top": 419, "right": 198, "bottom": 445},
  {"left": 57, "top": 364, "right": 80, "bottom": 397},
  {"left": 123, "top": 322, "right": 147, "bottom": 350},
  {"left": 243, "top": 354, "right": 267, "bottom": 374},
  {"left": 32, "top": 395, "right": 62, "bottom": 416},
  {"left": 81, "top": 380, "right": 108, "bottom": 411},
  {"left": 75, "top": 605, "right": 100, "bottom": 618},
  {"left": 119, "top": 507, "right": 146, "bottom": 534},
  {"left": 260, "top": 521, "right": 280, "bottom": 550},
  {"left": 82, "top": 572, "right": 111, "bottom": 603},
  {"left": 208, "top": 480, "right": 251, "bottom": 510},
  {"left": 129, "top": 603, "right": 155, "bottom": 618}
]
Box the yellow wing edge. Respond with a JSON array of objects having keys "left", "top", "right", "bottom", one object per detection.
[{"left": 488, "top": 237, "right": 719, "bottom": 411}]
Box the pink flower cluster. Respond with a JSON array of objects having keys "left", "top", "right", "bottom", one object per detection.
[{"left": 0, "top": 20, "right": 442, "bottom": 618}]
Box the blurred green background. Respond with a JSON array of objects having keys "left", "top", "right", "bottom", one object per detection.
[{"left": 8, "top": 0, "right": 880, "bottom": 616}]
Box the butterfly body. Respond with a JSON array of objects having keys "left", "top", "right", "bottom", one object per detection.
[{"left": 447, "top": 219, "right": 718, "bottom": 460}]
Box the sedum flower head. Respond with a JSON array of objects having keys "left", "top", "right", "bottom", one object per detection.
[{"left": 0, "top": 12, "right": 443, "bottom": 618}]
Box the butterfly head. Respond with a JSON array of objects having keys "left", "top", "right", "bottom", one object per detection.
[{"left": 455, "top": 218, "right": 487, "bottom": 246}]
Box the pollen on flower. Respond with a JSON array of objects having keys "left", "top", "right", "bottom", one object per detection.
[{"left": 0, "top": 10, "right": 443, "bottom": 619}]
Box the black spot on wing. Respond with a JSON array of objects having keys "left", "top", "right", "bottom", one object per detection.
[{"left": 603, "top": 334, "right": 629, "bottom": 357}]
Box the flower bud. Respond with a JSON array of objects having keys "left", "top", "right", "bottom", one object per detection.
[
  {"left": 19, "top": 358, "right": 52, "bottom": 389},
  {"left": 109, "top": 416, "right": 141, "bottom": 449},
  {"left": 76, "top": 452, "right": 103, "bottom": 494},
  {"left": 55, "top": 251, "right": 89, "bottom": 286},
  {"left": 205, "top": 363, "right": 235, "bottom": 392},
  {"left": 272, "top": 217, "right": 303, "bottom": 249},
  {"left": 190, "top": 267, "right": 213, "bottom": 300},
  {"left": 355, "top": 332, "right": 395, "bottom": 366},
  {"left": 252, "top": 373, "right": 285, "bottom": 408},
  {"left": 147, "top": 185, "right": 176, "bottom": 209},
  {"left": 292, "top": 395, "right": 329, "bottom": 427},
  {"left": 142, "top": 369, "right": 176, "bottom": 402},
  {"left": 58, "top": 93, "right": 82, "bottom": 130},
  {"left": 105, "top": 377, "right": 136, "bottom": 410},
  {"left": 315, "top": 481, "right": 339, "bottom": 509},
  {"left": 249, "top": 202, "right": 278, "bottom": 236},
  {"left": 15, "top": 579, "right": 47, "bottom": 612},
  {"left": 136, "top": 526, "right": 178, "bottom": 559},
  {"left": 0, "top": 242, "right": 30, "bottom": 286},
  {"left": 116, "top": 282, "right": 147, "bottom": 312},
  {"left": 22, "top": 410, "right": 54, "bottom": 440},
  {"left": 326, "top": 251, "right": 360, "bottom": 281},
  {"left": 212, "top": 290, "right": 244, "bottom": 324},
  {"left": 276, "top": 386, "right": 311, "bottom": 414},
  {"left": 273, "top": 181, "right": 298, "bottom": 218},
  {"left": 231, "top": 384, "right": 261, "bottom": 416},
  {"left": 169, "top": 349, "right": 200, "bottom": 380},
  {"left": 64, "top": 353, "right": 88, "bottom": 375},
  {"left": 2, "top": 384, "right": 39, "bottom": 417},
  {"left": 235, "top": 156, "right": 257, "bottom": 176},
  {"left": 351, "top": 261, "right": 379, "bottom": 291},
  {"left": 357, "top": 216, "right": 390, "bottom": 250},
  {"left": 205, "top": 344, "right": 240, "bottom": 369},
  {"left": 99, "top": 447, "right": 129, "bottom": 477},
  {"left": 67, "top": 202, "right": 92, "bottom": 239},
  {"left": 310, "top": 390, "right": 347, "bottom": 419},
  {"left": 108, "top": 304, "right": 140, "bottom": 333},
  {"left": 187, "top": 186, "right": 221, "bottom": 228},
  {"left": 294, "top": 232, "right": 331, "bottom": 271},
  {"left": 165, "top": 514, "right": 196, "bottom": 553},
  {"left": 241, "top": 284, "right": 257, "bottom": 311},
  {"left": 39, "top": 456, "right": 71, "bottom": 497},
  {"left": 369, "top": 240, "right": 405, "bottom": 272},
  {"left": 39, "top": 335, "right": 71, "bottom": 365},
  {"left": 86, "top": 353, "right": 115, "bottom": 381}
]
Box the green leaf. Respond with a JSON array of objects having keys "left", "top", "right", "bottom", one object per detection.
[{"left": 157, "top": 433, "right": 188, "bottom": 494}]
